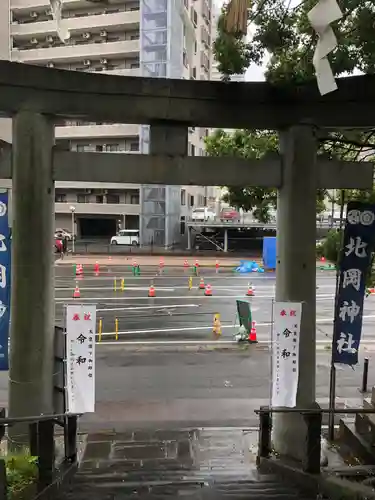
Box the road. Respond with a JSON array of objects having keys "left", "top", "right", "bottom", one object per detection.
[
  {"left": 43, "top": 263, "right": 375, "bottom": 430},
  {"left": 54, "top": 264, "right": 375, "bottom": 347}
]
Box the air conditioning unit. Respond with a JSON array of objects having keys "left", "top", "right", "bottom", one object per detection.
[
  {"left": 100, "top": 58, "right": 108, "bottom": 65},
  {"left": 30, "top": 38, "right": 38, "bottom": 45},
  {"left": 82, "top": 32, "right": 91, "bottom": 39},
  {"left": 47, "top": 62, "right": 54, "bottom": 68},
  {"left": 83, "top": 59, "right": 91, "bottom": 66},
  {"left": 100, "top": 30, "right": 107, "bottom": 37},
  {"left": 30, "top": 11, "right": 38, "bottom": 18},
  {"left": 46, "top": 35, "right": 54, "bottom": 43}
]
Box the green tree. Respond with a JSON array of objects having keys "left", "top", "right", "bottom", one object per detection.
[
  {"left": 208, "top": 0, "right": 375, "bottom": 221},
  {"left": 205, "top": 128, "right": 333, "bottom": 222}
]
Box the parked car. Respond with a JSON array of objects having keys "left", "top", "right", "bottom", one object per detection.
[
  {"left": 191, "top": 207, "right": 216, "bottom": 222},
  {"left": 55, "top": 228, "right": 73, "bottom": 240},
  {"left": 220, "top": 208, "right": 240, "bottom": 222},
  {"left": 111, "top": 229, "right": 140, "bottom": 246}
]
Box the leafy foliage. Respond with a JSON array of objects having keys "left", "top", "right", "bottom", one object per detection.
[
  {"left": 209, "top": 1, "right": 375, "bottom": 221},
  {"left": 5, "top": 452, "right": 38, "bottom": 497},
  {"left": 205, "top": 128, "right": 332, "bottom": 222},
  {"left": 214, "top": 0, "right": 375, "bottom": 83}
]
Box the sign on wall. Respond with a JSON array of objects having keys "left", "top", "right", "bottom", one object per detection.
[
  {"left": 272, "top": 302, "right": 302, "bottom": 407},
  {"left": 0, "top": 193, "right": 11, "bottom": 371},
  {"left": 65, "top": 304, "right": 96, "bottom": 413},
  {"left": 332, "top": 202, "right": 375, "bottom": 365}
]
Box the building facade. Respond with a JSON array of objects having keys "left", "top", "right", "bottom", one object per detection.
[{"left": 1, "top": 0, "right": 220, "bottom": 245}]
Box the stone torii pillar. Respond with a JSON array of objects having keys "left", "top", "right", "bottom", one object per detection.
[
  {"left": 8, "top": 111, "right": 55, "bottom": 445},
  {"left": 273, "top": 125, "right": 317, "bottom": 459}
]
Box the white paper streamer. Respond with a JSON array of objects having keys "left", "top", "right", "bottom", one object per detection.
[
  {"left": 308, "top": 0, "right": 342, "bottom": 95},
  {"left": 50, "top": 0, "right": 70, "bottom": 43}
]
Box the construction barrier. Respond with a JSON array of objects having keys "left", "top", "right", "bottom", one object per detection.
[
  {"left": 114, "top": 278, "right": 117, "bottom": 292},
  {"left": 121, "top": 278, "right": 125, "bottom": 291},
  {"left": 188, "top": 276, "right": 193, "bottom": 290}
]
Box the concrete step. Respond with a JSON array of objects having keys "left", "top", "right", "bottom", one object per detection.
[{"left": 59, "top": 474, "right": 314, "bottom": 499}]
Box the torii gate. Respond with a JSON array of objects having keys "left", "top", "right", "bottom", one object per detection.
[{"left": 1, "top": 60, "right": 374, "bottom": 459}]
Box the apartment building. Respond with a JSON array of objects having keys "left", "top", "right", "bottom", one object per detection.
[{"left": 2, "top": 0, "right": 220, "bottom": 246}]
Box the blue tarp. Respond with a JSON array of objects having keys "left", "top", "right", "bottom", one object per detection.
[
  {"left": 235, "top": 260, "right": 264, "bottom": 273},
  {"left": 263, "top": 237, "right": 276, "bottom": 269}
]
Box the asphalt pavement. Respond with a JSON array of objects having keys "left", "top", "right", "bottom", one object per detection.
[
  {"left": 47, "top": 263, "right": 375, "bottom": 430},
  {"left": 54, "top": 263, "right": 375, "bottom": 348}
]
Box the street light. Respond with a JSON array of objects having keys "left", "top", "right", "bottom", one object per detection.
[{"left": 70, "top": 205, "right": 76, "bottom": 254}]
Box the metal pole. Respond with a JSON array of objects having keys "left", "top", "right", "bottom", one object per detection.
[
  {"left": 122, "top": 213, "right": 126, "bottom": 229},
  {"left": 8, "top": 112, "right": 54, "bottom": 447},
  {"left": 71, "top": 211, "right": 75, "bottom": 254},
  {"left": 361, "top": 357, "right": 369, "bottom": 393},
  {"left": 224, "top": 228, "right": 228, "bottom": 252},
  {"left": 328, "top": 364, "right": 336, "bottom": 441}
]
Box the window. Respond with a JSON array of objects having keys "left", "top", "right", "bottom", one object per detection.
[
  {"left": 106, "top": 194, "right": 120, "bottom": 204},
  {"left": 130, "top": 141, "right": 139, "bottom": 151},
  {"left": 181, "top": 189, "right": 186, "bottom": 206},
  {"left": 104, "top": 144, "right": 119, "bottom": 152},
  {"left": 189, "top": 195, "right": 194, "bottom": 207},
  {"left": 191, "top": 67, "right": 196, "bottom": 79},
  {"left": 130, "top": 194, "right": 140, "bottom": 204},
  {"left": 55, "top": 193, "right": 66, "bottom": 202},
  {"left": 130, "top": 62, "right": 140, "bottom": 68},
  {"left": 191, "top": 144, "right": 196, "bottom": 156},
  {"left": 77, "top": 194, "right": 90, "bottom": 203},
  {"left": 76, "top": 144, "right": 90, "bottom": 152},
  {"left": 183, "top": 50, "right": 188, "bottom": 68},
  {"left": 96, "top": 145, "right": 103, "bottom": 152},
  {"left": 96, "top": 195, "right": 104, "bottom": 203}
]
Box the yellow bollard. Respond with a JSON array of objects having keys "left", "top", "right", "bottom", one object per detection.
[
  {"left": 188, "top": 276, "right": 193, "bottom": 290},
  {"left": 213, "top": 313, "right": 222, "bottom": 335},
  {"left": 114, "top": 277, "right": 117, "bottom": 292},
  {"left": 121, "top": 278, "right": 125, "bottom": 291},
  {"left": 115, "top": 318, "right": 119, "bottom": 340},
  {"left": 98, "top": 318, "right": 103, "bottom": 342}
]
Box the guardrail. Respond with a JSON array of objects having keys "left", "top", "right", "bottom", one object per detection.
[
  {"left": 255, "top": 406, "right": 375, "bottom": 475},
  {"left": 0, "top": 410, "right": 79, "bottom": 500}
]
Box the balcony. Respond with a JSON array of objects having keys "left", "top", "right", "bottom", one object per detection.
[
  {"left": 55, "top": 203, "right": 140, "bottom": 216},
  {"left": 11, "top": 0, "right": 108, "bottom": 9},
  {"left": 97, "top": 67, "right": 140, "bottom": 77},
  {"left": 55, "top": 123, "right": 139, "bottom": 140},
  {"left": 11, "top": 39, "right": 139, "bottom": 63},
  {"left": 11, "top": 11, "right": 140, "bottom": 38}
]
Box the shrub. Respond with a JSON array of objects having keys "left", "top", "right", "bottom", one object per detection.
[
  {"left": 5, "top": 453, "right": 38, "bottom": 497},
  {"left": 322, "top": 230, "right": 342, "bottom": 263}
]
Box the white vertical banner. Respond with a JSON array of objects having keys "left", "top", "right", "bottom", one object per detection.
[
  {"left": 272, "top": 302, "right": 302, "bottom": 408},
  {"left": 66, "top": 304, "right": 96, "bottom": 413}
]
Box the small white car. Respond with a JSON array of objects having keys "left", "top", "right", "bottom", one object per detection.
[
  {"left": 111, "top": 229, "right": 140, "bottom": 246},
  {"left": 191, "top": 207, "right": 216, "bottom": 222}
]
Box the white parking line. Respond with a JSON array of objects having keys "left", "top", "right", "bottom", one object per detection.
[
  {"left": 96, "top": 304, "right": 201, "bottom": 312},
  {"left": 94, "top": 313, "right": 375, "bottom": 337},
  {"left": 55, "top": 294, "right": 337, "bottom": 301}
]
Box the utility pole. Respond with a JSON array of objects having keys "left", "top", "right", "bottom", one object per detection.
[
  {"left": 8, "top": 111, "right": 55, "bottom": 446},
  {"left": 273, "top": 125, "right": 317, "bottom": 460}
]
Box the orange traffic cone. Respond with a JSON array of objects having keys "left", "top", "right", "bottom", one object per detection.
[
  {"left": 204, "top": 284, "right": 212, "bottom": 296},
  {"left": 215, "top": 260, "right": 219, "bottom": 272},
  {"left": 159, "top": 258, "right": 164, "bottom": 268},
  {"left": 195, "top": 259, "right": 199, "bottom": 268},
  {"left": 73, "top": 283, "right": 81, "bottom": 299},
  {"left": 94, "top": 261, "right": 100, "bottom": 276},
  {"left": 249, "top": 321, "right": 258, "bottom": 343},
  {"left": 199, "top": 277, "right": 205, "bottom": 289},
  {"left": 246, "top": 284, "right": 254, "bottom": 296},
  {"left": 183, "top": 259, "right": 189, "bottom": 268},
  {"left": 148, "top": 284, "right": 156, "bottom": 297}
]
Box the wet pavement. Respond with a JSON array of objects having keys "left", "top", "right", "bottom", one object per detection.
[
  {"left": 53, "top": 263, "right": 375, "bottom": 346},
  {"left": 59, "top": 427, "right": 315, "bottom": 499}
]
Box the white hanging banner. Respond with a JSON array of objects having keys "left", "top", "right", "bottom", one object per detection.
[
  {"left": 49, "top": 0, "right": 70, "bottom": 43},
  {"left": 307, "top": 0, "right": 342, "bottom": 95},
  {"left": 272, "top": 302, "right": 302, "bottom": 408},
  {"left": 66, "top": 304, "right": 96, "bottom": 413}
]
